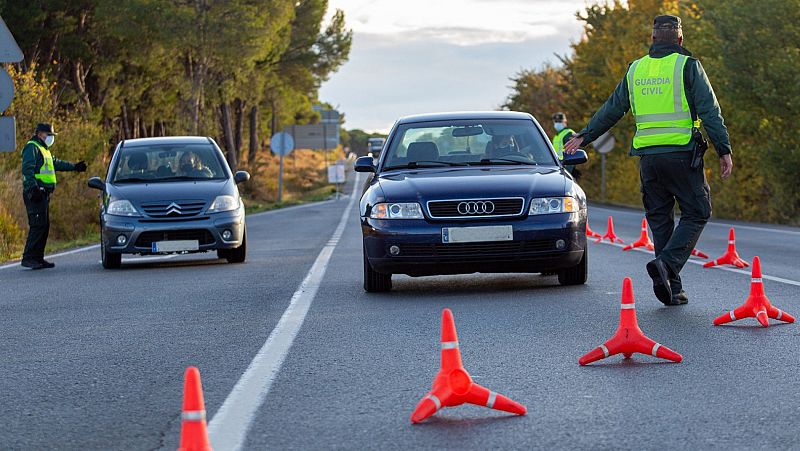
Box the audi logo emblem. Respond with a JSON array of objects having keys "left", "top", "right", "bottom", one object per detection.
[{"left": 457, "top": 201, "right": 495, "bottom": 215}]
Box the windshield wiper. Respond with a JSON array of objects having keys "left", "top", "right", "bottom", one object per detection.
[
  {"left": 385, "top": 160, "right": 468, "bottom": 169},
  {"left": 151, "top": 176, "right": 210, "bottom": 182},
  {"left": 113, "top": 177, "right": 151, "bottom": 183},
  {"left": 474, "top": 158, "right": 537, "bottom": 165}
]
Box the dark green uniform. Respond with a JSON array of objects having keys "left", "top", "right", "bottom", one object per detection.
[
  {"left": 21, "top": 135, "right": 76, "bottom": 263},
  {"left": 575, "top": 42, "right": 732, "bottom": 294}
]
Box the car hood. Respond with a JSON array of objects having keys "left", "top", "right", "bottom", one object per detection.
[
  {"left": 376, "top": 166, "right": 567, "bottom": 202},
  {"left": 107, "top": 179, "right": 231, "bottom": 207}
]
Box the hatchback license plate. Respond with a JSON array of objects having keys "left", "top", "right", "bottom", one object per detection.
[
  {"left": 152, "top": 240, "right": 199, "bottom": 253},
  {"left": 442, "top": 225, "right": 513, "bottom": 243}
]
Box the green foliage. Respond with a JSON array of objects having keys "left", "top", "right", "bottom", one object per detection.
[
  {"left": 343, "top": 129, "right": 388, "bottom": 156},
  {"left": 504, "top": 0, "right": 799, "bottom": 224}
]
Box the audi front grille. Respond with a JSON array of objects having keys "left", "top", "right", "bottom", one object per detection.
[{"left": 427, "top": 197, "right": 525, "bottom": 219}]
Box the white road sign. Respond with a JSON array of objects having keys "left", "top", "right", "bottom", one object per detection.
[
  {"left": 0, "top": 17, "right": 23, "bottom": 62},
  {"left": 593, "top": 131, "right": 616, "bottom": 154}
]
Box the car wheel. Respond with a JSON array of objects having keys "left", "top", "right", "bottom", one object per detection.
[
  {"left": 558, "top": 248, "right": 587, "bottom": 286},
  {"left": 101, "top": 241, "right": 122, "bottom": 269},
  {"left": 363, "top": 246, "right": 391, "bottom": 292},
  {"left": 226, "top": 230, "right": 247, "bottom": 263}
]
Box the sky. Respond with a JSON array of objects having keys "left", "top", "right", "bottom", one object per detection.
[{"left": 319, "top": 0, "right": 590, "bottom": 133}]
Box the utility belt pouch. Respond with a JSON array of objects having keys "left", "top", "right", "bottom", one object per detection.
[{"left": 690, "top": 128, "right": 708, "bottom": 170}]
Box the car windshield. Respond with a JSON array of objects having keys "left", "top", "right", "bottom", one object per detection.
[
  {"left": 112, "top": 143, "right": 227, "bottom": 183},
  {"left": 382, "top": 119, "right": 557, "bottom": 170}
]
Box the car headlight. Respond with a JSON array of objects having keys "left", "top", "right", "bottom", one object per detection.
[
  {"left": 206, "top": 195, "right": 239, "bottom": 213},
  {"left": 529, "top": 197, "right": 580, "bottom": 215},
  {"left": 107, "top": 199, "right": 141, "bottom": 217},
  {"left": 370, "top": 202, "right": 424, "bottom": 219}
]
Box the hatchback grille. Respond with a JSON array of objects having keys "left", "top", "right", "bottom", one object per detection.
[
  {"left": 135, "top": 229, "right": 215, "bottom": 248},
  {"left": 395, "top": 240, "right": 555, "bottom": 257},
  {"left": 140, "top": 200, "right": 207, "bottom": 218},
  {"left": 427, "top": 198, "right": 525, "bottom": 218}
]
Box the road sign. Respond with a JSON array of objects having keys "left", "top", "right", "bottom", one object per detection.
[
  {"left": 0, "top": 17, "right": 23, "bottom": 62},
  {"left": 327, "top": 164, "right": 345, "bottom": 184},
  {"left": 284, "top": 124, "right": 339, "bottom": 151},
  {"left": 0, "top": 116, "right": 15, "bottom": 152},
  {"left": 0, "top": 68, "right": 14, "bottom": 111},
  {"left": 593, "top": 131, "right": 615, "bottom": 154},
  {"left": 271, "top": 131, "right": 294, "bottom": 156}
]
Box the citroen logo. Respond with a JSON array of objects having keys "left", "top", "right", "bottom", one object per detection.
[
  {"left": 166, "top": 202, "right": 182, "bottom": 215},
  {"left": 457, "top": 201, "right": 495, "bottom": 215}
]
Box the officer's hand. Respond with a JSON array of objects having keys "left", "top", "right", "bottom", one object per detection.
[
  {"left": 719, "top": 154, "right": 733, "bottom": 180},
  {"left": 563, "top": 136, "right": 583, "bottom": 155},
  {"left": 29, "top": 187, "right": 45, "bottom": 203},
  {"left": 74, "top": 161, "right": 88, "bottom": 172}
]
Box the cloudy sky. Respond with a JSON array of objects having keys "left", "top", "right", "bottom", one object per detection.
[{"left": 319, "top": 0, "right": 590, "bottom": 133}]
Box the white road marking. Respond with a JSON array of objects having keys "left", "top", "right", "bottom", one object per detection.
[
  {"left": 0, "top": 244, "right": 100, "bottom": 270},
  {"left": 601, "top": 241, "right": 800, "bottom": 287},
  {"left": 207, "top": 172, "right": 361, "bottom": 451}
]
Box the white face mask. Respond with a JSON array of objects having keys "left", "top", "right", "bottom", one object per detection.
[
  {"left": 553, "top": 123, "right": 566, "bottom": 132},
  {"left": 44, "top": 135, "right": 55, "bottom": 147}
]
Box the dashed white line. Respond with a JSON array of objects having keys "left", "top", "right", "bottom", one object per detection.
[{"left": 207, "top": 172, "right": 361, "bottom": 451}]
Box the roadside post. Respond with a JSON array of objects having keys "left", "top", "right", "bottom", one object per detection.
[
  {"left": 0, "top": 16, "right": 24, "bottom": 152},
  {"left": 592, "top": 131, "right": 615, "bottom": 202},
  {"left": 271, "top": 131, "right": 295, "bottom": 203},
  {"left": 327, "top": 159, "right": 346, "bottom": 200}
]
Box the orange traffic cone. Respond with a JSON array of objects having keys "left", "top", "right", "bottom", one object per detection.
[
  {"left": 179, "top": 367, "right": 212, "bottom": 451},
  {"left": 704, "top": 227, "right": 749, "bottom": 268},
  {"left": 595, "top": 216, "right": 625, "bottom": 244},
  {"left": 410, "top": 309, "right": 526, "bottom": 423},
  {"left": 713, "top": 256, "right": 795, "bottom": 328},
  {"left": 623, "top": 218, "right": 654, "bottom": 251},
  {"left": 579, "top": 278, "right": 683, "bottom": 365},
  {"left": 586, "top": 222, "right": 601, "bottom": 238},
  {"left": 690, "top": 248, "right": 709, "bottom": 259}
]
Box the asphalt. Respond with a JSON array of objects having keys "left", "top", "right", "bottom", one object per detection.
[{"left": 1, "top": 173, "right": 799, "bottom": 450}]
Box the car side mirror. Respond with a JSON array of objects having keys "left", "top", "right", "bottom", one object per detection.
[
  {"left": 87, "top": 176, "right": 105, "bottom": 191},
  {"left": 354, "top": 156, "right": 376, "bottom": 173},
  {"left": 234, "top": 171, "right": 250, "bottom": 184},
  {"left": 563, "top": 149, "right": 588, "bottom": 165}
]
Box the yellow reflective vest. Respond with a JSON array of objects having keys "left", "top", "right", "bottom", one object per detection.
[
  {"left": 551, "top": 128, "right": 575, "bottom": 160},
  {"left": 28, "top": 140, "right": 57, "bottom": 187}
]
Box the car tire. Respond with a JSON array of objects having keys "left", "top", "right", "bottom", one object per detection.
[
  {"left": 226, "top": 230, "right": 247, "bottom": 263},
  {"left": 558, "top": 249, "right": 587, "bottom": 286},
  {"left": 101, "top": 241, "right": 122, "bottom": 269},
  {"left": 363, "top": 246, "right": 391, "bottom": 292}
]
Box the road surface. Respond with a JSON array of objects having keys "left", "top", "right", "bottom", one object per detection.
[{"left": 1, "top": 172, "right": 799, "bottom": 450}]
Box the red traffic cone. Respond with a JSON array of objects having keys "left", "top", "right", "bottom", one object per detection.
[
  {"left": 179, "top": 367, "right": 212, "bottom": 451},
  {"left": 690, "top": 248, "right": 709, "bottom": 259},
  {"left": 713, "top": 256, "right": 795, "bottom": 328},
  {"left": 410, "top": 309, "right": 526, "bottom": 423},
  {"left": 623, "top": 218, "right": 654, "bottom": 251},
  {"left": 586, "top": 222, "right": 601, "bottom": 238},
  {"left": 579, "top": 278, "right": 683, "bottom": 365},
  {"left": 595, "top": 216, "right": 625, "bottom": 244},
  {"left": 703, "top": 227, "right": 749, "bottom": 268}
]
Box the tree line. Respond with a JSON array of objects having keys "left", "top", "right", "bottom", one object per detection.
[
  {"left": 504, "top": 0, "right": 799, "bottom": 224},
  {"left": 1, "top": 0, "right": 352, "bottom": 169}
]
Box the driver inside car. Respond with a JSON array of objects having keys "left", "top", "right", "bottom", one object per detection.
[
  {"left": 485, "top": 134, "right": 517, "bottom": 158},
  {"left": 178, "top": 151, "right": 213, "bottom": 178}
]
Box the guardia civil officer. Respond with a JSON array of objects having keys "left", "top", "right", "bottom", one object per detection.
[
  {"left": 551, "top": 112, "right": 580, "bottom": 178},
  {"left": 564, "top": 15, "right": 734, "bottom": 306},
  {"left": 20, "top": 123, "right": 87, "bottom": 270}
]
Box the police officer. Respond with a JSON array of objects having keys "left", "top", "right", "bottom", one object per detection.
[
  {"left": 21, "top": 123, "right": 87, "bottom": 269},
  {"left": 551, "top": 112, "right": 580, "bottom": 178},
  {"left": 564, "top": 15, "right": 733, "bottom": 306}
]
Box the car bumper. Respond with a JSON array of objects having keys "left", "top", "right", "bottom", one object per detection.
[
  {"left": 362, "top": 212, "right": 587, "bottom": 276},
  {"left": 102, "top": 208, "right": 245, "bottom": 254}
]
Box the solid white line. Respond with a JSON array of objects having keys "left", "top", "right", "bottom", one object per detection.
[
  {"left": 207, "top": 172, "right": 361, "bottom": 451},
  {"left": 600, "top": 241, "right": 800, "bottom": 287},
  {"left": 0, "top": 244, "right": 100, "bottom": 270}
]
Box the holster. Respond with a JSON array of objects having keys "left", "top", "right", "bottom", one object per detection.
[{"left": 690, "top": 128, "right": 708, "bottom": 170}]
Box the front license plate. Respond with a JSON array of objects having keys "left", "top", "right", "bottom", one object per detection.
[
  {"left": 152, "top": 240, "right": 199, "bottom": 253},
  {"left": 442, "top": 225, "right": 513, "bottom": 243}
]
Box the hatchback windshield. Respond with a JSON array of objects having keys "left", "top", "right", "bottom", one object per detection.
[
  {"left": 383, "top": 119, "right": 557, "bottom": 170},
  {"left": 112, "top": 144, "right": 227, "bottom": 183}
]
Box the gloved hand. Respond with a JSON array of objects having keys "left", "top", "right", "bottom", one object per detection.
[
  {"left": 74, "top": 161, "right": 87, "bottom": 172},
  {"left": 29, "top": 186, "right": 46, "bottom": 203}
]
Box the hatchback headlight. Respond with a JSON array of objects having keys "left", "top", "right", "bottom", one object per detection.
[
  {"left": 107, "top": 199, "right": 141, "bottom": 217},
  {"left": 207, "top": 195, "right": 239, "bottom": 213},
  {"left": 529, "top": 197, "right": 580, "bottom": 215},
  {"left": 370, "top": 202, "right": 424, "bottom": 219}
]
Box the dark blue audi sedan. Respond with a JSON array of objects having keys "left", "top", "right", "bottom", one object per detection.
[{"left": 356, "top": 111, "right": 589, "bottom": 292}]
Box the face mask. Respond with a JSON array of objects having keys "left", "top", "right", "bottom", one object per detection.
[
  {"left": 44, "top": 135, "right": 55, "bottom": 147},
  {"left": 554, "top": 123, "right": 566, "bottom": 132}
]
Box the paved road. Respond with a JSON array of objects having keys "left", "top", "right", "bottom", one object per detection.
[{"left": 1, "top": 173, "right": 799, "bottom": 450}]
